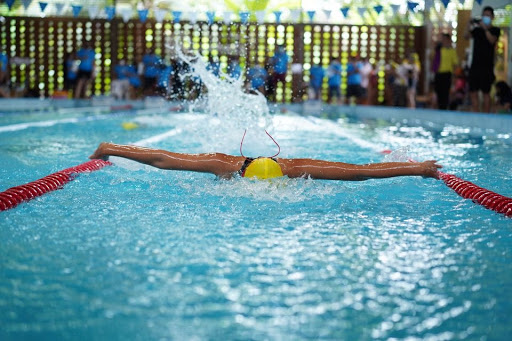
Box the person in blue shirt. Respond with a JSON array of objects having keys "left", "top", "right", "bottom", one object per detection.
[
  {"left": 63, "top": 51, "right": 78, "bottom": 94},
  {"left": 0, "top": 48, "right": 9, "bottom": 97},
  {"left": 247, "top": 64, "right": 268, "bottom": 94},
  {"left": 327, "top": 57, "right": 342, "bottom": 104},
  {"left": 227, "top": 56, "right": 242, "bottom": 80},
  {"left": 74, "top": 41, "right": 96, "bottom": 99},
  {"left": 345, "top": 55, "right": 363, "bottom": 105},
  {"left": 206, "top": 55, "right": 221, "bottom": 77},
  {"left": 268, "top": 45, "right": 289, "bottom": 101},
  {"left": 142, "top": 48, "right": 162, "bottom": 96},
  {"left": 309, "top": 63, "right": 325, "bottom": 100},
  {"left": 155, "top": 63, "right": 173, "bottom": 98}
]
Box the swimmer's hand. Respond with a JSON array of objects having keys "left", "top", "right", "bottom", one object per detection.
[
  {"left": 89, "top": 142, "right": 111, "bottom": 161},
  {"left": 420, "top": 160, "right": 442, "bottom": 179}
]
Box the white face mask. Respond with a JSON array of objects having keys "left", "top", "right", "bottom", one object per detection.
[{"left": 482, "top": 16, "right": 492, "bottom": 26}]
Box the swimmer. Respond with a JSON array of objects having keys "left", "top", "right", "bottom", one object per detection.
[{"left": 90, "top": 142, "right": 442, "bottom": 181}]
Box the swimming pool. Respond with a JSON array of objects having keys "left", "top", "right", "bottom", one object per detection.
[{"left": 1, "top": 98, "right": 511, "bottom": 340}]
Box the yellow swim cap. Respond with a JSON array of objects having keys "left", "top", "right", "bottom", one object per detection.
[
  {"left": 121, "top": 122, "right": 139, "bottom": 130},
  {"left": 243, "top": 158, "right": 284, "bottom": 180}
]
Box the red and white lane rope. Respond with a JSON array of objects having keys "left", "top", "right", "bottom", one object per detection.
[{"left": 0, "top": 159, "right": 112, "bottom": 212}]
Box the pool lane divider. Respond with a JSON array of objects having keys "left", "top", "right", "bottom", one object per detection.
[
  {"left": 0, "top": 159, "right": 112, "bottom": 212},
  {"left": 380, "top": 150, "right": 512, "bottom": 218}
]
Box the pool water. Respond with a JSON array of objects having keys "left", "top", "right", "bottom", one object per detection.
[{"left": 1, "top": 100, "right": 511, "bottom": 340}]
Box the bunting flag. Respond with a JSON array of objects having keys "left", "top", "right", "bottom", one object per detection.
[
  {"left": 289, "top": 9, "right": 301, "bottom": 23},
  {"left": 22, "top": 0, "right": 32, "bottom": 10},
  {"left": 154, "top": 8, "right": 167, "bottom": 23},
  {"left": 138, "top": 9, "right": 148, "bottom": 23},
  {"left": 120, "top": 8, "right": 132, "bottom": 23},
  {"left": 206, "top": 11, "right": 215, "bottom": 24},
  {"left": 6, "top": 0, "right": 15, "bottom": 10},
  {"left": 273, "top": 11, "right": 282, "bottom": 24},
  {"left": 105, "top": 6, "right": 115, "bottom": 21},
  {"left": 54, "top": 2, "right": 65, "bottom": 15},
  {"left": 172, "top": 11, "right": 182, "bottom": 23},
  {"left": 459, "top": 0, "right": 465, "bottom": 6},
  {"left": 39, "top": 1, "right": 48, "bottom": 13},
  {"left": 188, "top": 11, "right": 197, "bottom": 24},
  {"left": 223, "top": 11, "right": 232, "bottom": 24},
  {"left": 71, "top": 4, "right": 82, "bottom": 18},
  {"left": 255, "top": 11, "right": 266, "bottom": 24},
  {"left": 475, "top": 0, "right": 483, "bottom": 5},
  {"left": 441, "top": 0, "right": 450, "bottom": 8},
  {"left": 323, "top": 9, "right": 332, "bottom": 21},
  {"left": 374, "top": 5, "right": 383, "bottom": 15},
  {"left": 407, "top": 1, "right": 419, "bottom": 12},
  {"left": 340, "top": 7, "right": 350, "bottom": 18},
  {"left": 88, "top": 5, "right": 100, "bottom": 19},
  {"left": 239, "top": 11, "right": 250, "bottom": 24},
  {"left": 306, "top": 10, "right": 315, "bottom": 23},
  {"left": 390, "top": 4, "right": 400, "bottom": 15},
  {"left": 357, "top": 7, "right": 366, "bottom": 18}
]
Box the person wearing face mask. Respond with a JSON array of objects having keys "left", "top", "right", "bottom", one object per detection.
[{"left": 464, "top": 6, "right": 500, "bottom": 113}]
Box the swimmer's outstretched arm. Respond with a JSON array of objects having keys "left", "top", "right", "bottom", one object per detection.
[
  {"left": 278, "top": 158, "right": 442, "bottom": 180},
  {"left": 89, "top": 142, "right": 244, "bottom": 177}
]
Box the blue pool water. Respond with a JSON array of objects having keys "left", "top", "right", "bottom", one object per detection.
[{"left": 1, "top": 99, "right": 511, "bottom": 340}]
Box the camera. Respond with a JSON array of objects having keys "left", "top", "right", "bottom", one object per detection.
[{"left": 471, "top": 18, "right": 481, "bottom": 24}]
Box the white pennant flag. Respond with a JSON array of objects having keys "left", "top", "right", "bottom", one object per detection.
[
  {"left": 188, "top": 11, "right": 198, "bottom": 24},
  {"left": 323, "top": 9, "right": 332, "bottom": 21},
  {"left": 223, "top": 11, "right": 232, "bottom": 24},
  {"left": 120, "top": 8, "right": 133, "bottom": 23},
  {"left": 255, "top": 10, "right": 265, "bottom": 24},
  {"left": 88, "top": 5, "right": 100, "bottom": 19},
  {"left": 154, "top": 8, "right": 167, "bottom": 23},
  {"left": 289, "top": 9, "right": 301, "bottom": 23},
  {"left": 54, "top": 2, "right": 65, "bottom": 15}
]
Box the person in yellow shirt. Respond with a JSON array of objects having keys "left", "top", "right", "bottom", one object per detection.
[{"left": 434, "top": 34, "right": 459, "bottom": 110}]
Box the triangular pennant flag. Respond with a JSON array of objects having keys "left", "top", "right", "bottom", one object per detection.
[
  {"left": 71, "top": 5, "right": 82, "bottom": 18},
  {"left": 105, "top": 6, "right": 115, "bottom": 21},
  {"left": 54, "top": 2, "right": 64, "bottom": 15},
  {"left": 306, "top": 10, "right": 315, "bottom": 22},
  {"left": 289, "top": 9, "right": 301, "bottom": 23},
  {"left": 323, "top": 9, "right": 332, "bottom": 21},
  {"left": 407, "top": 1, "right": 419, "bottom": 12},
  {"left": 172, "top": 11, "right": 182, "bottom": 23},
  {"left": 340, "top": 7, "right": 350, "bottom": 18},
  {"left": 459, "top": 0, "right": 466, "bottom": 6},
  {"left": 6, "top": 0, "right": 15, "bottom": 10},
  {"left": 239, "top": 11, "right": 249, "bottom": 24},
  {"left": 255, "top": 11, "right": 265, "bottom": 24},
  {"left": 88, "top": 5, "right": 100, "bottom": 19},
  {"left": 206, "top": 11, "right": 215, "bottom": 24},
  {"left": 22, "top": 0, "right": 32, "bottom": 10},
  {"left": 39, "top": 2, "right": 48, "bottom": 13},
  {"left": 138, "top": 9, "right": 149, "bottom": 23},
  {"left": 357, "top": 7, "right": 366, "bottom": 18},
  {"left": 120, "top": 8, "right": 132, "bottom": 22},
  {"left": 273, "top": 11, "right": 282, "bottom": 24},
  {"left": 390, "top": 4, "right": 400, "bottom": 15},
  {"left": 475, "top": 0, "right": 483, "bottom": 4},
  {"left": 374, "top": 5, "right": 383, "bottom": 15},
  {"left": 223, "top": 11, "right": 232, "bottom": 24},
  {"left": 188, "top": 11, "right": 197, "bottom": 24},
  {"left": 441, "top": 0, "right": 450, "bottom": 8},
  {"left": 154, "top": 8, "right": 167, "bottom": 23}
]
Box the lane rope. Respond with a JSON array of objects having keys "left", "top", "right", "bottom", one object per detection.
[{"left": 0, "top": 159, "right": 112, "bottom": 212}]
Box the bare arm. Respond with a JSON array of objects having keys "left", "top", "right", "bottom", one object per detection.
[
  {"left": 279, "top": 158, "right": 442, "bottom": 180},
  {"left": 89, "top": 142, "right": 244, "bottom": 177}
]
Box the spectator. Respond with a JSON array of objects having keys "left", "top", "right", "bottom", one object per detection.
[
  {"left": 142, "top": 48, "right": 162, "bottom": 96},
  {"left": 111, "top": 60, "right": 131, "bottom": 100},
  {"left": 449, "top": 67, "right": 468, "bottom": 111},
  {"left": 155, "top": 63, "right": 173, "bottom": 98},
  {"left": 247, "top": 63, "right": 268, "bottom": 95},
  {"left": 345, "top": 55, "right": 363, "bottom": 105},
  {"left": 308, "top": 63, "right": 325, "bottom": 100},
  {"left": 403, "top": 53, "right": 420, "bottom": 108},
  {"left": 465, "top": 6, "right": 501, "bottom": 112},
  {"left": 74, "top": 41, "right": 96, "bottom": 99},
  {"left": 392, "top": 61, "right": 408, "bottom": 107},
  {"left": 264, "top": 57, "right": 276, "bottom": 101},
  {"left": 170, "top": 58, "right": 186, "bottom": 100},
  {"left": 434, "top": 33, "right": 459, "bottom": 110},
  {"left": 327, "top": 57, "right": 342, "bottom": 104},
  {"left": 0, "top": 47, "right": 9, "bottom": 97},
  {"left": 359, "top": 57, "right": 374, "bottom": 105},
  {"left": 269, "top": 45, "right": 289, "bottom": 100},
  {"left": 494, "top": 81, "right": 512, "bottom": 113},
  {"left": 63, "top": 51, "right": 78, "bottom": 96},
  {"left": 206, "top": 55, "right": 221, "bottom": 77},
  {"left": 227, "top": 56, "right": 242, "bottom": 80}
]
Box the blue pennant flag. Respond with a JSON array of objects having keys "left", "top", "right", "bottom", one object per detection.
[
  {"left": 407, "top": 1, "right": 419, "bottom": 12},
  {"left": 374, "top": 5, "right": 383, "bottom": 15},
  {"left": 459, "top": 0, "right": 465, "bottom": 6},
  {"left": 206, "top": 11, "right": 215, "bottom": 24},
  {"left": 340, "top": 7, "right": 349, "bottom": 18},
  {"left": 357, "top": 7, "right": 366, "bottom": 18},
  {"left": 475, "top": 0, "right": 483, "bottom": 4},
  {"left": 54, "top": 2, "right": 65, "bottom": 15},
  {"left": 390, "top": 4, "right": 400, "bottom": 15},
  {"left": 239, "top": 11, "right": 249, "bottom": 24},
  {"left": 138, "top": 9, "right": 148, "bottom": 23},
  {"left": 273, "top": 11, "right": 282, "bottom": 24},
  {"left": 441, "top": 0, "right": 450, "bottom": 8},
  {"left": 105, "top": 6, "right": 115, "bottom": 20},
  {"left": 22, "top": 0, "right": 32, "bottom": 10},
  {"left": 307, "top": 10, "right": 315, "bottom": 22},
  {"left": 6, "top": 0, "right": 15, "bottom": 10},
  {"left": 39, "top": 2, "right": 48, "bottom": 12},
  {"left": 172, "top": 11, "right": 182, "bottom": 23},
  {"left": 71, "top": 5, "right": 82, "bottom": 17}
]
